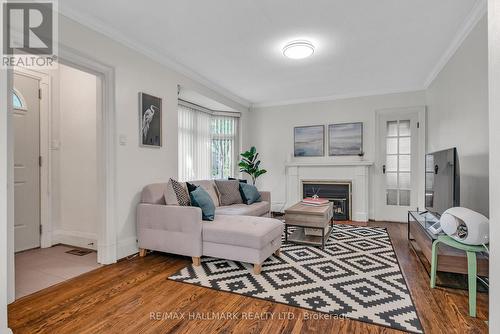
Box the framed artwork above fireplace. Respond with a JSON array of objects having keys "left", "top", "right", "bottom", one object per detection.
[{"left": 328, "top": 122, "right": 363, "bottom": 156}]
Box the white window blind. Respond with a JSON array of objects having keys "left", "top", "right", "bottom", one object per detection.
[{"left": 178, "top": 102, "right": 239, "bottom": 181}]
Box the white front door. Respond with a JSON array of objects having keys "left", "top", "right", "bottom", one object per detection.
[
  {"left": 375, "top": 109, "right": 422, "bottom": 222},
  {"left": 13, "top": 73, "right": 41, "bottom": 251}
]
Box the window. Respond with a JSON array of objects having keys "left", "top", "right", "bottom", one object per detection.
[
  {"left": 178, "top": 102, "right": 239, "bottom": 181},
  {"left": 211, "top": 116, "right": 238, "bottom": 179},
  {"left": 13, "top": 91, "right": 24, "bottom": 109}
]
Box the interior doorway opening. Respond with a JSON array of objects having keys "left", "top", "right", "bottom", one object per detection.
[{"left": 13, "top": 64, "right": 102, "bottom": 299}]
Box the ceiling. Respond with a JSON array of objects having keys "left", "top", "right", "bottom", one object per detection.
[{"left": 59, "top": 0, "right": 484, "bottom": 107}]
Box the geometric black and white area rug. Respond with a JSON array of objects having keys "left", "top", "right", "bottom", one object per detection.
[{"left": 168, "top": 225, "right": 423, "bottom": 333}]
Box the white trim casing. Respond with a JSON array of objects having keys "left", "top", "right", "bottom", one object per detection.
[
  {"left": 6, "top": 49, "right": 118, "bottom": 303},
  {"left": 58, "top": 46, "right": 118, "bottom": 265},
  {"left": 1, "top": 66, "right": 14, "bottom": 333},
  {"left": 488, "top": 0, "right": 500, "bottom": 332}
]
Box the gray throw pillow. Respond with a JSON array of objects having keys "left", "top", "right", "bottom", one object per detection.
[
  {"left": 170, "top": 178, "right": 190, "bottom": 206},
  {"left": 214, "top": 179, "right": 243, "bottom": 206}
]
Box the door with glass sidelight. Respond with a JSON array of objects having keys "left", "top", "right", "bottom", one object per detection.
[{"left": 376, "top": 110, "right": 420, "bottom": 222}]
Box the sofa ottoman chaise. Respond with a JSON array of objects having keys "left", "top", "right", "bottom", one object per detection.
[{"left": 137, "top": 180, "right": 284, "bottom": 274}]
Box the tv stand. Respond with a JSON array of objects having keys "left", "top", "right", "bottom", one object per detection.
[{"left": 407, "top": 211, "right": 488, "bottom": 277}]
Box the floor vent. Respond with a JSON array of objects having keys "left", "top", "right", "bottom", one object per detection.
[{"left": 65, "top": 249, "right": 92, "bottom": 256}]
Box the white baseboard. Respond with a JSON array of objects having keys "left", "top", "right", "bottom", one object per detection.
[
  {"left": 271, "top": 201, "right": 286, "bottom": 212},
  {"left": 117, "top": 236, "right": 138, "bottom": 260},
  {"left": 51, "top": 229, "right": 97, "bottom": 250},
  {"left": 352, "top": 212, "right": 369, "bottom": 223}
]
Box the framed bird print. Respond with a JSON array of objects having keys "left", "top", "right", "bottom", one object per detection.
[{"left": 139, "top": 92, "right": 162, "bottom": 147}]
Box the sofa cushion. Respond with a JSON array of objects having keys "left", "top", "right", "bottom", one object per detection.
[
  {"left": 239, "top": 183, "right": 261, "bottom": 205},
  {"left": 190, "top": 180, "right": 220, "bottom": 206},
  {"left": 215, "top": 201, "right": 270, "bottom": 217},
  {"left": 228, "top": 177, "right": 247, "bottom": 183},
  {"left": 141, "top": 183, "right": 167, "bottom": 204},
  {"left": 188, "top": 184, "right": 215, "bottom": 221},
  {"left": 203, "top": 215, "right": 283, "bottom": 249},
  {"left": 215, "top": 180, "right": 243, "bottom": 206},
  {"left": 170, "top": 179, "right": 190, "bottom": 206}
]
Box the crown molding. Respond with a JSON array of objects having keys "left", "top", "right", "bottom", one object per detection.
[
  {"left": 57, "top": 6, "right": 251, "bottom": 109},
  {"left": 250, "top": 86, "right": 425, "bottom": 109},
  {"left": 57, "top": 1, "right": 485, "bottom": 110},
  {"left": 423, "top": 0, "right": 487, "bottom": 88}
]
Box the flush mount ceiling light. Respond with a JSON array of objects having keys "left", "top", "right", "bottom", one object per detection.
[{"left": 282, "top": 40, "right": 315, "bottom": 59}]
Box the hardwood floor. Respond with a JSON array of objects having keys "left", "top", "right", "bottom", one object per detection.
[{"left": 8, "top": 222, "right": 488, "bottom": 333}]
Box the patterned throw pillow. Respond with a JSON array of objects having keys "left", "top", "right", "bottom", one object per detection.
[
  {"left": 170, "top": 178, "right": 190, "bottom": 206},
  {"left": 214, "top": 180, "right": 243, "bottom": 206}
]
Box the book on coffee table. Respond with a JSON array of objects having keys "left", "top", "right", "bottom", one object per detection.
[{"left": 302, "top": 197, "right": 329, "bottom": 206}]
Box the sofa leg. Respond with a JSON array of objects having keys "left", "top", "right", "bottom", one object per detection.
[
  {"left": 192, "top": 257, "right": 201, "bottom": 266},
  {"left": 254, "top": 264, "right": 262, "bottom": 275},
  {"left": 139, "top": 248, "right": 147, "bottom": 257},
  {"left": 274, "top": 249, "right": 281, "bottom": 257}
]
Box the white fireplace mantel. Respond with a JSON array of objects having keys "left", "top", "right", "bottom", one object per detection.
[
  {"left": 285, "top": 161, "right": 374, "bottom": 167},
  {"left": 284, "top": 161, "right": 373, "bottom": 222}
]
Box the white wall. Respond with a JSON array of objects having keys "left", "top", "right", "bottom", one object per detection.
[
  {"left": 488, "top": 0, "right": 500, "bottom": 331},
  {"left": 56, "top": 14, "right": 248, "bottom": 258},
  {"left": 426, "top": 16, "right": 489, "bottom": 216},
  {"left": 50, "top": 64, "right": 99, "bottom": 248},
  {"left": 246, "top": 91, "right": 426, "bottom": 216}
]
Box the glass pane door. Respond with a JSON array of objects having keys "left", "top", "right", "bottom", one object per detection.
[{"left": 385, "top": 120, "right": 411, "bottom": 206}]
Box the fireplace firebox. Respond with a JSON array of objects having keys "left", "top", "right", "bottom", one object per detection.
[{"left": 302, "top": 181, "right": 351, "bottom": 221}]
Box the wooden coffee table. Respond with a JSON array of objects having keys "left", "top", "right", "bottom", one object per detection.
[{"left": 284, "top": 201, "right": 334, "bottom": 249}]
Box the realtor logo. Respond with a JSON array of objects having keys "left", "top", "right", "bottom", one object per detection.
[{"left": 1, "top": 0, "right": 58, "bottom": 68}]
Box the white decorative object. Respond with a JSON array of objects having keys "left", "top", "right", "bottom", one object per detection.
[{"left": 440, "top": 207, "right": 489, "bottom": 245}]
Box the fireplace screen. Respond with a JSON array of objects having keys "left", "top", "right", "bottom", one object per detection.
[{"left": 303, "top": 182, "right": 351, "bottom": 221}]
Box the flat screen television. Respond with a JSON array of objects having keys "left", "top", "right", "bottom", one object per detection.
[{"left": 425, "top": 148, "right": 460, "bottom": 217}]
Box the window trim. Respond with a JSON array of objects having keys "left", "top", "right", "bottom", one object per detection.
[{"left": 178, "top": 99, "right": 241, "bottom": 118}]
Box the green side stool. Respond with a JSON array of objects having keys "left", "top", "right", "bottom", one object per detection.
[{"left": 430, "top": 235, "right": 487, "bottom": 317}]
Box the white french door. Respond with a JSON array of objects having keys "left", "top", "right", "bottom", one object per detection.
[{"left": 375, "top": 109, "right": 423, "bottom": 222}]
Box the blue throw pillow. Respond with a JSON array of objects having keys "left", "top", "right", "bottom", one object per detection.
[
  {"left": 239, "top": 183, "right": 261, "bottom": 205},
  {"left": 187, "top": 183, "right": 215, "bottom": 221}
]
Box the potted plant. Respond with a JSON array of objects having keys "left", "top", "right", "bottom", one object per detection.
[{"left": 238, "top": 146, "right": 267, "bottom": 185}]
